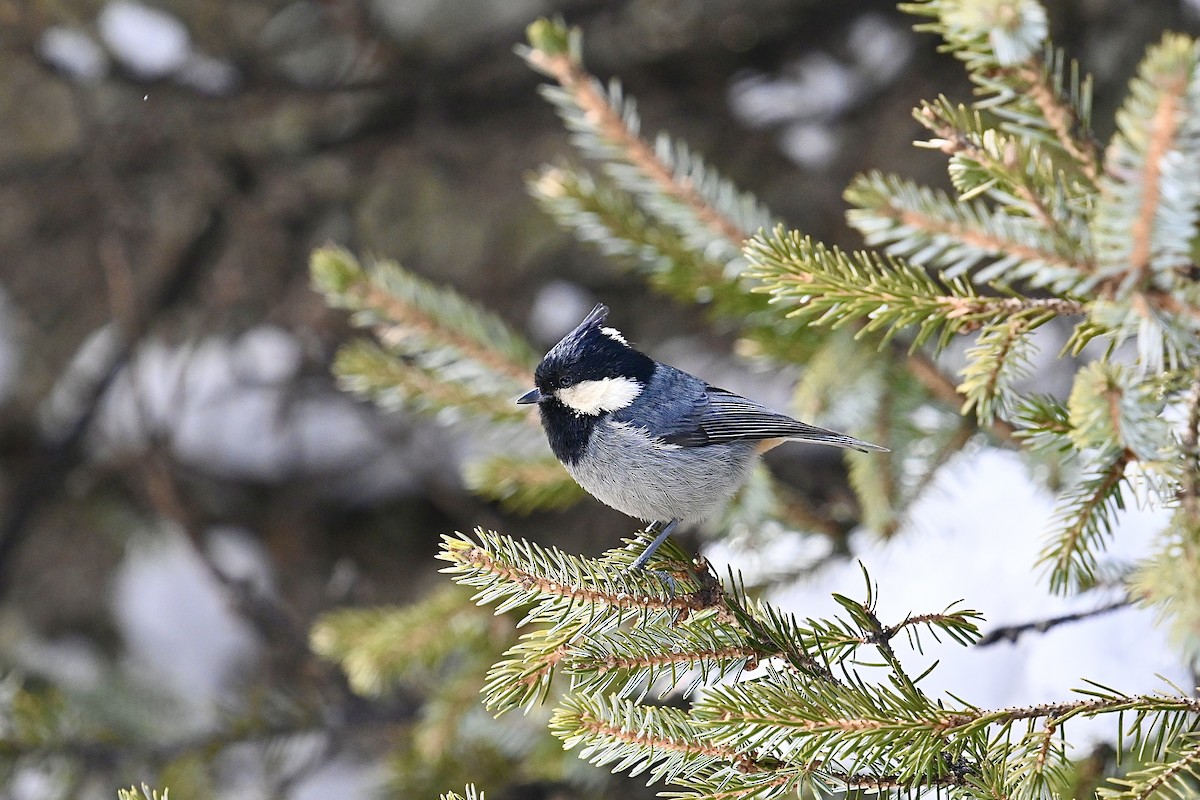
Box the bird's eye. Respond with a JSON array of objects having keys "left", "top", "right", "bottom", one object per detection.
[{"left": 557, "top": 375, "right": 571, "bottom": 389}]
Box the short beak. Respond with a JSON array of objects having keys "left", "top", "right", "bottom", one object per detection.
[{"left": 516, "top": 387, "right": 543, "bottom": 405}]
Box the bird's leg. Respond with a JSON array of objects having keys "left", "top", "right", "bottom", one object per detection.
[{"left": 629, "top": 519, "right": 680, "bottom": 571}]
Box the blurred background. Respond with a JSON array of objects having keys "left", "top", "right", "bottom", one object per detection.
[{"left": 2, "top": 1, "right": 1200, "bottom": 798}]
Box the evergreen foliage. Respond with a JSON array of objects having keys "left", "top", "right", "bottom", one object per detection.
[
  {"left": 311, "top": 2, "right": 1200, "bottom": 798},
  {"left": 117, "top": 787, "right": 167, "bottom": 800}
]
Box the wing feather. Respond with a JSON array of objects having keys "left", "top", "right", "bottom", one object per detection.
[{"left": 662, "top": 387, "right": 886, "bottom": 453}]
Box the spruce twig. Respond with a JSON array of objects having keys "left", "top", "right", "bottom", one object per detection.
[{"left": 522, "top": 23, "right": 752, "bottom": 251}]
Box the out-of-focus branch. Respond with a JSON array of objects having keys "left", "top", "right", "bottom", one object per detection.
[{"left": 0, "top": 209, "right": 225, "bottom": 599}]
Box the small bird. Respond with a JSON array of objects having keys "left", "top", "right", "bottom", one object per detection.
[{"left": 517, "top": 304, "right": 888, "bottom": 571}]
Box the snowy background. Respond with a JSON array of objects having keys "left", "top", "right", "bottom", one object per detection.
[{"left": 5, "top": 1, "right": 1200, "bottom": 798}]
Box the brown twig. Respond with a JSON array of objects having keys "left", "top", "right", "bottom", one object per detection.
[
  {"left": 918, "top": 105, "right": 1066, "bottom": 244},
  {"left": 976, "top": 597, "right": 1132, "bottom": 646},
  {"left": 1125, "top": 68, "right": 1188, "bottom": 279},
  {"left": 573, "top": 706, "right": 767, "bottom": 773},
  {"left": 1007, "top": 63, "right": 1100, "bottom": 184},
  {"left": 939, "top": 295, "right": 1087, "bottom": 319},
  {"left": 888, "top": 204, "right": 1093, "bottom": 275},
  {"left": 597, "top": 644, "right": 769, "bottom": 673}
]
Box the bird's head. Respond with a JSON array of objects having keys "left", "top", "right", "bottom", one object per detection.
[{"left": 517, "top": 304, "right": 655, "bottom": 416}]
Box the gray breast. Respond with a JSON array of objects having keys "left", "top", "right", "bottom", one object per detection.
[{"left": 564, "top": 420, "right": 759, "bottom": 523}]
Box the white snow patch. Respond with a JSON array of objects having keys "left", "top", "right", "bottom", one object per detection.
[
  {"left": 729, "top": 54, "right": 863, "bottom": 127},
  {"left": 848, "top": 14, "right": 914, "bottom": 84},
  {"left": 707, "top": 447, "right": 1186, "bottom": 746},
  {"left": 12, "top": 635, "right": 105, "bottom": 693},
  {"left": 779, "top": 122, "right": 841, "bottom": 170},
  {"left": 8, "top": 764, "right": 64, "bottom": 800},
  {"left": 43, "top": 325, "right": 430, "bottom": 496},
  {"left": 291, "top": 756, "right": 389, "bottom": 800},
  {"left": 98, "top": 1, "right": 191, "bottom": 79},
  {"left": 176, "top": 51, "right": 240, "bottom": 95},
  {"left": 230, "top": 325, "right": 303, "bottom": 387},
  {"left": 205, "top": 526, "right": 276, "bottom": 598},
  {"left": 529, "top": 281, "right": 597, "bottom": 346},
  {"left": 112, "top": 527, "right": 260, "bottom": 717},
  {"left": 39, "top": 26, "right": 109, "bottom": 81}
]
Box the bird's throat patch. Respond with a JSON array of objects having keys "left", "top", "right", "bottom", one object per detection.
[{"left": 557, "top": 376, "right": 641, "bottom": 415}]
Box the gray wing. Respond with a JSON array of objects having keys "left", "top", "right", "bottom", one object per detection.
[{"left": 662, "top": 386, "right": 887, "bottom": 453}]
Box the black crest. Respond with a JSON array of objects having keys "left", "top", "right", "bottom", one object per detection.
[{"left": 534, "top": 304, "right": 654, "bottom": 391}]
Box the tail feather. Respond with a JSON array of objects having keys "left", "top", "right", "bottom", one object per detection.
[{"left": 787, "top": 425, "right": 889, "bottom": 454}]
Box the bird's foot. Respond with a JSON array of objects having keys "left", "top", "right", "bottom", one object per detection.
[
  {"left": 620, "top": 565, "right": 678, "bottom": 598},
  {"left": 615, "top": 519, "right": 683, "bottom": 599},
  {"left": 629, "top": 519, "right": 679, "bottom": 571}
]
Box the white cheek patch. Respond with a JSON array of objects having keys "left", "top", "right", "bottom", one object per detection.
[
  {"left": 600, "top": 326, "right": 628, "bottom": 345},
  {"left": 558, "top": 376, "right": 641, "bottom": 415}
]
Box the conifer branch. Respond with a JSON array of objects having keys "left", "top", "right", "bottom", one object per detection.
[
  {"left": 703, "top": 686, "right": 1200, "bottom": 744},
  {"left": 588, "top": 644, "right": 765, "bottom": 674},
  {"left": 1001, "top": 59, "right": 1099, "bottom": 183},
  {"left": 944, "top": 295, "right": 1085, "bottom": 318},
  {"left": 1067, "top": 362, "right": 1175, "bottom": 461},
  {"left": 1094, "top": 34, "right": 1200, "bottom": 294},
  {"left": 522, "top": 20, "right": 767, "bottom": 258},
  {"left": 334, "top": 341, "right": 531, "bottom": 425},
  {"left": 462, "top": 455, "right": 585, "bottom": 513},
  {"left": 567, "top": 623, "right": 771, "bottom": 699},
  {"left": 441, "top": 786, "right": 484, "bottom": 800},
  {"left": 958, "top": 317, "right": 1035, "bottom": 425},
  {"left": 905, "top": 1, "right": 1099, "bottom": 184},
  {"left": 840, "top": 593, "right": 927, "bottom": 699},
  {"left": 529, "top": 165, "right": 785, "bottom": 340},
  {"left": 865, "top": 609, "right": 985, "bottom": 649},
  {"left": 846, "top": 170, "right": 1094, "bottom": 281},
  {"left": 1040, "top": 448, "right": 1132, "bottom": 594},
  {"left": 118, "top": 787, "right": 168, "bottom": 800},
  {"left": 312, "top": 246, "right": 548, "bottom": 431},
  {"left": 916, "top": 100, "right": 1066, "bottom": 239},
  {"left": 530, "top": 165, "right": 731, "bottom": 295},
  {"left": 1182, "top": 370, "right": 1200, "bottom": 500},
  {"left": 1131, "top": 60, "right": 1188, "bottom": 283},
  {"left": 749, "top": 229, "right": 1047, "bottom": 350},
  {"left": 554, "top": 694, "right": 975, "bottom": 795},
  {"left": 1102, "top": 736, "right": 1200, "bottom": 800},
  {"left": 556, "top": 696, "right": 770, "bottom": 775},
  {"left": 312, "top": 246, "right": 536, "bottom": 384},
  {"left": 1014, "top": 392, "right": 1073, "bottom": 450},
  {"left": 439, "top": 529, "right": 715, "bottom": 615},
  {"left": 311, "top": 586, "right": 508, "bottom": 697}
]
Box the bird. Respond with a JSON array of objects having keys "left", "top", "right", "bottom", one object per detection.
[{"left": 517, "top": 303, "right": 888, "bottom": 572}]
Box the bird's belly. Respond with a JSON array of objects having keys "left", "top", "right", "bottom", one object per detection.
[{"left": 565, "top": 422, "right": 759, "bottom": 523}]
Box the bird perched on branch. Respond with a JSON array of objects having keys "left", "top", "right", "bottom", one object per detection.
[{"left": 518, "top": 304, "right": 887, "bottom": 570}]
